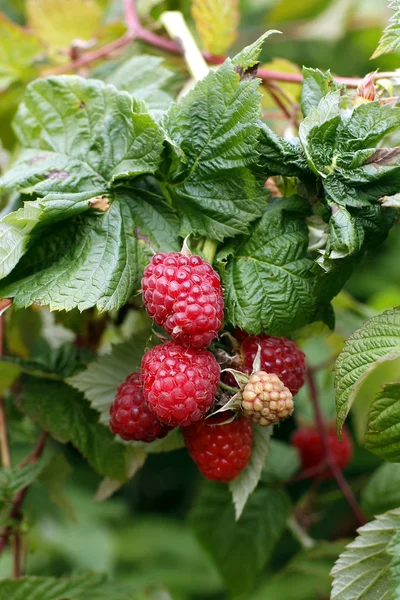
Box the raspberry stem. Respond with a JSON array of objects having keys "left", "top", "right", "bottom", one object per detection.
[
  {"left": 202, "top": 239, "right": 218, "bottom": 264},
  {"left": 219, "top": 381, "right": 240, "bottom": 394},
  {"left": 306, "top": 367, "right": 367, "bottom": 525}
]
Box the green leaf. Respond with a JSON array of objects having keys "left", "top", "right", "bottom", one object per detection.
[
  {"left": 231, "top": 31, "right": 280, "bottom": 72},
  {"left": 190, "top": 482, "right": 290, "bottom": 597},
  {"left": 0, "top": 186, "right": 180, "bottom": 311},
  {"left": 262, "top": 439, "right": 300, "bottom": 484},
  {"left": 331, "top": 508, "right": 400, "bottom": 599},
  {"left": 334, "top": 308, "right": 400, "bottom": 434},
  {"left": 68, "top": 334, "right": 152, "bottom": 424},
  {"left": 20, "top": 378, "right": 144, "bottom": 482},
  {"left": 361, "top": 463, "right": 400, "bottom": 517},
  {"left": 0, "top": 573, "right": 106, "bottom": 600},
  {"left": 250, "top": 541, "right": 346, "bottom": 600},
  {"left": 160, "top": 52, "right": 268, "bottom": 241},
  {"left": 0, "top": 362, "right": 20, "bottom": 394},
  {"left": 0, "top": 76, "right": 173, "bottom": 308},
  {"left": 371, "top": 0, "right": 400, "bottom": 59},
  {"left": 389, "top": 529, "right": 400, "bottom": 598},
  {"left": 301, "top": 67, "right": 340, "bottom": 118},
  {"left": 229, "top": 424, "right": 271, "bottom": 520},
  {"left": 0, "top": 15, "right": 42, "bottom": 91},
  {"left": 220, "top": 196, "right": 320, "bottom": 336},
  {"left": 336, "top": 102, "right": 400, "bottom": 153},
  {"left": 0, "top": 457, "right": 48, "bottom": 504},
  {"left": 365, "top": 383, "right": 400, "bottom": 462},
  {"left": 258, "top": 122, "right": 311, "bottom": 179},
  {"left": 269, "top": 0, "right": 331, "bottom": 24},
  {"left": 39, "top": 454, "right": 75, "bottom": 519},
  {"left": 105, "top": 55, "right": 173, "bottom": 111}
]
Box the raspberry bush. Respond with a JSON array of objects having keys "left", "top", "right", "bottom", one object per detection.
[{"left": 1, "top": 0, "right": 400, "bottom": 598}]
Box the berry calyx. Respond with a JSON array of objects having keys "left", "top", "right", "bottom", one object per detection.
[
  {"left": 291, "top": 425, "right": 353, "bottom": 479},
  {"left": 141, "top": 341, "right": 220, "bottom": 427},
  {"left": 240, "top": 334, "right": 306, "bottom": 395},
  {"left": 109, "top": 372, "right": 171, "bottom": 442},
  {"left": 242, "top": 371, "right": 293, "bottom": 426},
  {"left": 183, "top": 413, "right": 253, "bottom": 482},
  {"left": 142, "top": 252, "right": 224, "bottom": 348}
]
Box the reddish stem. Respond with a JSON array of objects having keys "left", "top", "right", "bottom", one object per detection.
[
  {"left": 306, "top": 367, "right": 366, "bottom": 525},
  {"left": 0, "top": 316, "right": 10, "bottom": 470}
]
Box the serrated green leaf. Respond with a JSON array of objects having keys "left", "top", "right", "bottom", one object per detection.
[
  {"left": 0, "top": 186, "right": 180, "bottom": 311},
  {"left": 20, "top": 378, "right": 142, "bottom": 482},
  {"left": 0, "top": 456, "right": 48, "bottom": 504},
  {"left": 105, "top": 55, "right": 173, "bottom": 111},
  {"left": 299, "top": 90, "right": 341, "bottom": 177},
  {"left": 362, "top": 463, "right": 400, "bottom": 517},
  {"left": 365, "top": 383, "right": 400, "bottom": 462},
  {"left": 0, "top": 76, "right": 173, "bottom": 310},
  {"left": 68, "top": 334, "right": 152, "bottom": 424},
  {"left": 220, "top": 196, "right": 320, "bottom": 336},
  {"left": 331, "top": 508, "right": 400, "bottom": 600},
  {"left": 231, "top": 31, "right": 280, "bottom": 71},
  {"left": 334, "top": 308, "right": 400, "bottom": 434},
  {"left": 192, "top": 0, "right": 239, "bottom": 55},
  {"left": 389, "top": 529, "right": 400, "bottom": 598},
  {"left": 336, "top": 102, "right": 400, "bottom": 153},
  {"left": 258, "top": 122, "right": 311, "bottom": 179},
  {"left": 229, "top": 424, "right": 271, "bottom": 520},
  {"left": 160, "top": 55, "right": 268, "bottom": 241},
  {"left": 0, "top": 15, "right": 42, "bottom": 91},
  {"left": 301, "top": 67, "right": 340, "bottom": 118},
  {"left": 371, "top": 0, "right": 400, "bottom": 59},
  {"left": 0, "top": 573, "right": 106, "bottom": 600},
  {"left": 190, "top": 482, "right": 290, "bottom": 597}
]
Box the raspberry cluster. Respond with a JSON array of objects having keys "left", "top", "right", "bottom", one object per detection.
[{"left": 108, "top": 251, "right": 309, "bottom": 483}]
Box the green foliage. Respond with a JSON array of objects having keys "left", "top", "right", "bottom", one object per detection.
[
  {"left": 0, "top": 456, "right": 47, "bottom": 503},
  {"left": 372, "top": 0, "right": 400, "bottom": 59},
  {"left": 334, "top": 308, "right": 400, "bottom": 434},
  {"left": 362, "top": 463, "right": 400, "bottom": 516},
  {"left": 331, "top": 508, "right": 400, "bottom": 599},
  {"left": 190, "top": 482, "right": 290, "bottom": 597},
  {"left": 20, "top": 377, "right": 143, "bottom": 482},
  {"left": 365, "top": 383, "right": 400, "bottom": 461}
]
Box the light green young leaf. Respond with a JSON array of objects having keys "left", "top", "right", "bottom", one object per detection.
[
  {"left": 105, "top": 55, "right": 173, "bottom": 111},
  {"left": 334, "top": 308, "right": 400, "bottom": 434},
  {"left": 21, "top": 378, "right": 144, "bottom": 482},
  {"left": 300, "top": 67, "right": 340, "bottom": 117},
  {"left": 190, "top": 481, "right": 290, "bottom": 597},
  {"left": 229, "top": 424, "right": 272, "bottom": 520},
  {"left": 371, "top": 0, "right": 400, "bottom": 59},
  {"left": 161, "top": 44, "right": 269, "bottom": 241},
  {"left": 220, "top": 196, "right": 319, "bottom": 336},
  {"left": 231, "top": 30, "right": 280, "bottom": 71},
  {"left": 0, "top": 456, "right": 48, "bottom": 503},
  {"left": 331, "top": 508, "right": 400, "bottom": 599},
  {"left": 365, "top": 383, "right": 400, "bottom": 462}
]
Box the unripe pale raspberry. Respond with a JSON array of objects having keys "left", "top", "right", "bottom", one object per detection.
[
  {"left": 291, "top": 426, "right": 353, "bottom": 480},
  {"left": 141, "top": 342, "right": 220, "bottom": 427},
  {"left": 142, "top": 252, "right": 224, "bottom": 348},
  {"left": 241, "top": 371, "right": 293, "bottom": 426},
  {"left": 109, "top": 372, "right": 171, "bottom": 442},
  {"left": 183, "top": 413, "right": 253, "bottom": 482},
  {"left": 241, "top": 335, "right": 306, "bottom": 395}
]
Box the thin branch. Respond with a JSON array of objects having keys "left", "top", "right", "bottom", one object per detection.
[
  {"left": 0, "top": 315, "right": 10, "bottom": 469},
  {"left": 124, "top": 0, "right": 140, "bottom": 34},
  {"left": 18, "top": 432, "right": 47, "bottom": 469},
  {"left": 306, "top": 367, "right": 367, "bottom": 525},
  {"left": 0, "top": 431, "right": 48, "bottom": 558}
]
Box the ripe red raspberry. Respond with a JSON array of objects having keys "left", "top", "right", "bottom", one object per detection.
[
  {"left": 141, "top": 342, "right": 220, "bottom": 427},
  {"left": 142, "top": 252, "right": 224, "bottom": 348},
  {"left": 109, "top": 372, "right": 171, "bottom": 442},
  {"left": 183, "top": 413, "right": 253, "bottom": 482},
  {"left": 291, "top": 426, "right": 353, "bottom": 479},
  {"left": 240, "top": 335, "right": 306, "bottom": 395}
]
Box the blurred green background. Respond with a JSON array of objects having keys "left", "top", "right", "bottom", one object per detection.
[{"left": 1, "top": 0, "right": 400, "bottom": 598}]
